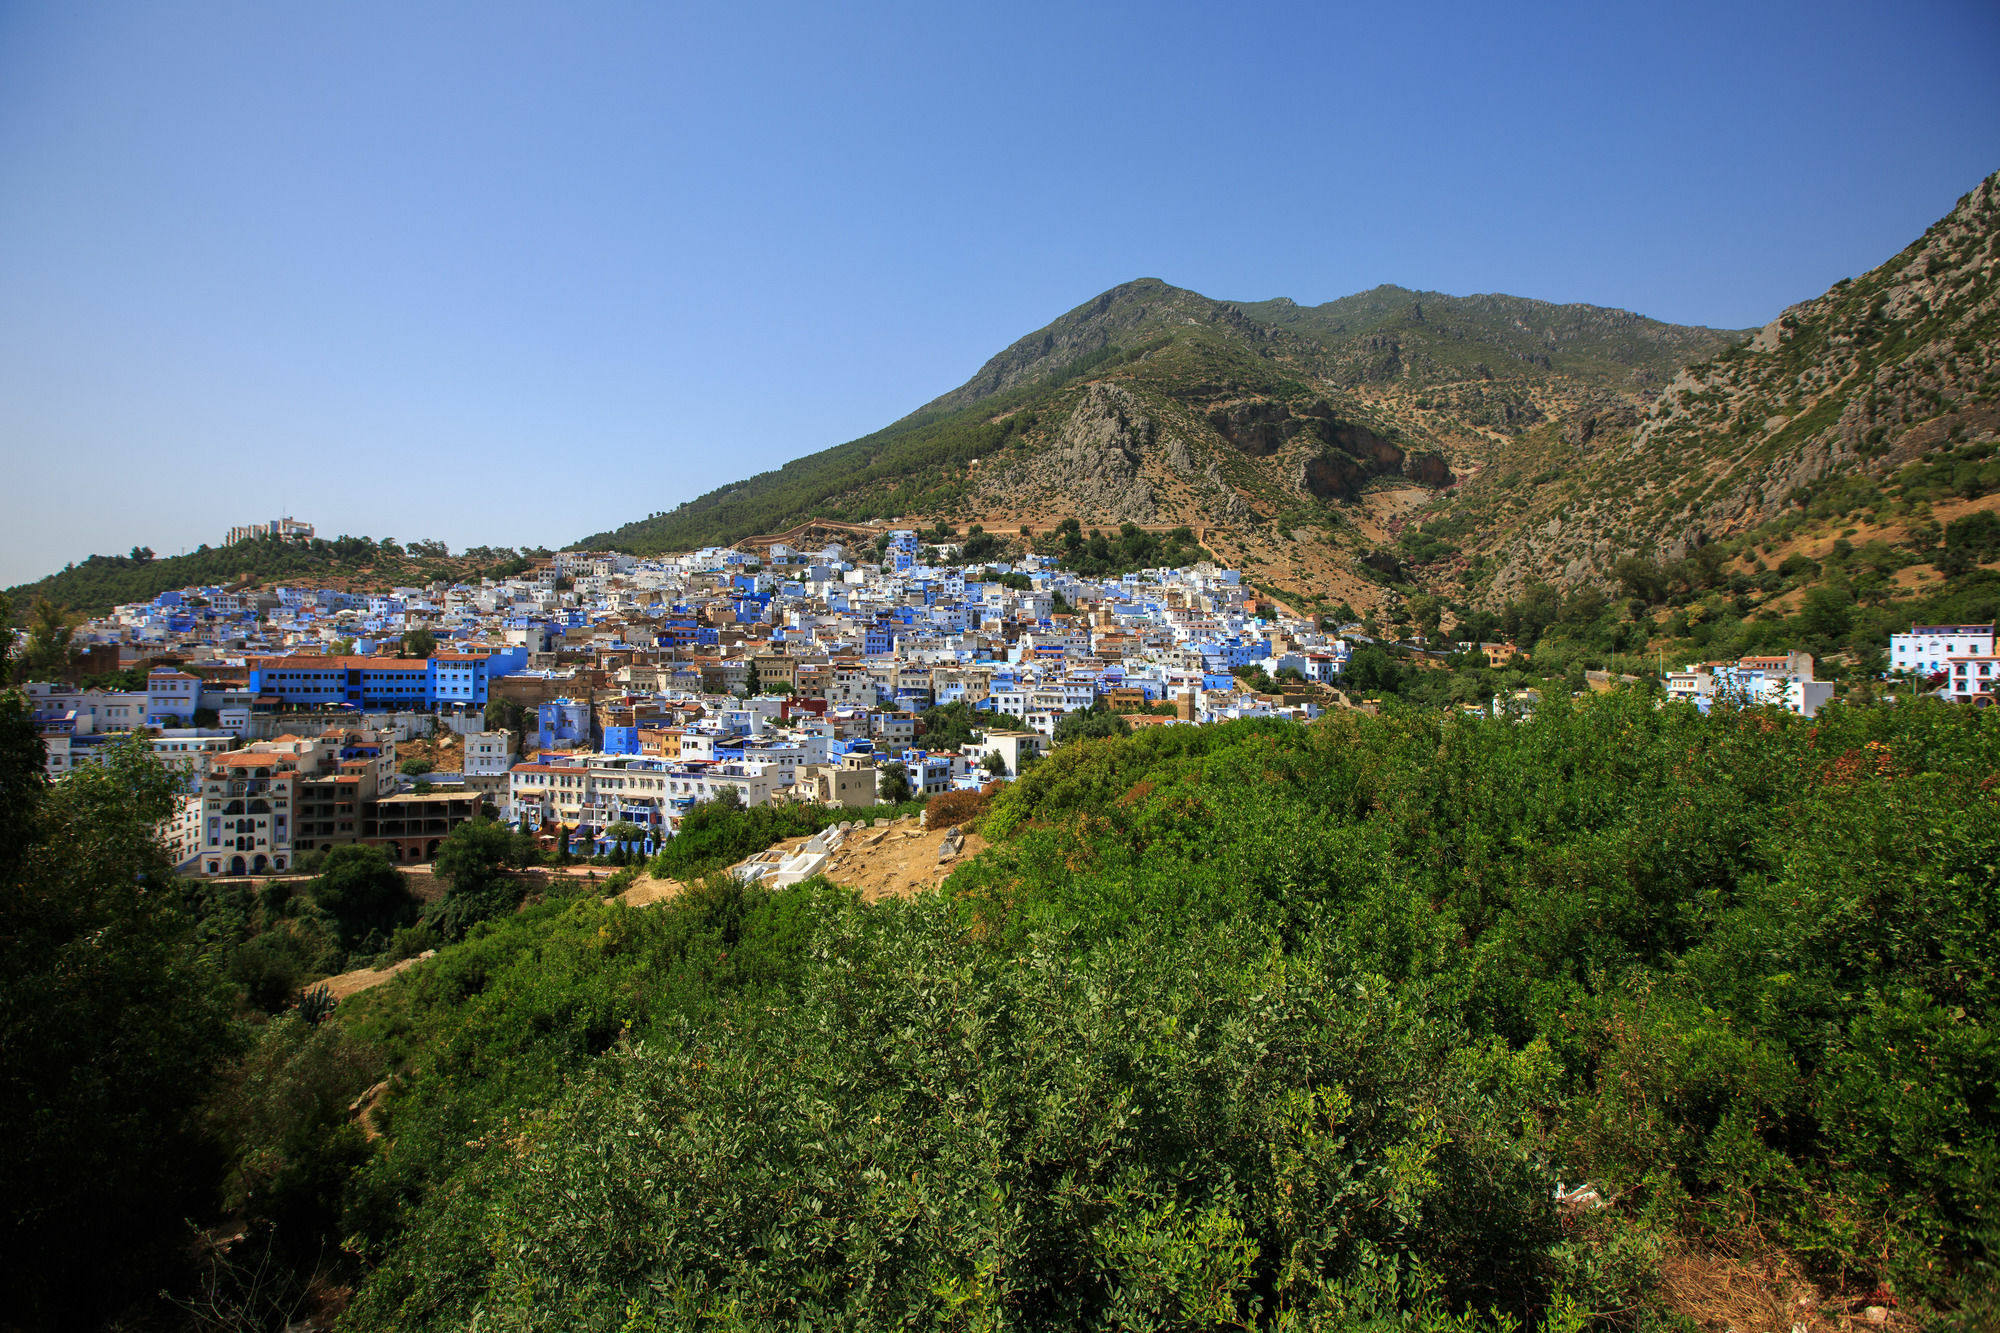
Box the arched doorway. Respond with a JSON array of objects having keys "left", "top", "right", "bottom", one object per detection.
[
  {"left": 228, "top": 855, "right": 246, "bottom": 876},
  {"left": 252, "top": 855, "right": 269, "bottom": 873},
  {"left": 425, "top": 839, "right": 441, "bottom": 860}
]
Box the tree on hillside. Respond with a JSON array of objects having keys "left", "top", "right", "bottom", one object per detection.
[
  {"left": 959, "top": 526, "right": 1004, "bottom": 562},
  {"left": 427, "top": 819, "right": 533, "bottom": 939},
  {"left": 19, "top": 597, "right": 76, "bottom": 681},
  {"left": 399, "top": 628, "right": 437, "bottom": 659},
  {"left": 1053, "top": 704, "right": 1131, "bottom": 744},
  {"left": 917, "top": 702, "right": 1028, "bottom": 750},
  {"left": 0, "top": 731, "right": 236, "bottom": 1324},
  {"left": 308, "top": 845, "right": 417, "bottom": 951},
  {"left": 1407, "top": 593, "right": 1443, "bottom": 641},
  {"left": 1343, "top": 645, "right": 1405, "bottom": 694},
  {"left": 877, "top": 762, "right": 912, "bottom": 804},
  {"left": 0, "top": 596, "right": 44, "bottom": 865}
]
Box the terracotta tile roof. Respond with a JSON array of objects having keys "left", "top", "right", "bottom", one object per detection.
[{"left": 209, "top": 752, "right": 287, "bottom": 768}]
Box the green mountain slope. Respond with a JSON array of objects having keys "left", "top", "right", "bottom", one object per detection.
[
  {"left": 6, "top": 537, "right": 531, "bottom": 620},
  {"left": 1237, "top": 283, "right": 1737, "bottom": 390},
  {"left": 577, "top": 279, "right": 1748, "bottom": 558}
]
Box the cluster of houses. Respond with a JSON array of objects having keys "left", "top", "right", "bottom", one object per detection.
[
  {"left": 1664, "top": 650, "right": 1837, "bottom": 718},
  {"left": 1661, "top": 624, "right": 1997, "bottom": 718},
  {"left": 20, "top": 532, "right": 1355, "bottom": 872},
  {"left": 20, "top": 524, "right": 1990, "bottom": 875}
]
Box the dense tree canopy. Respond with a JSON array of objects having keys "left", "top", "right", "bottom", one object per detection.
[
  {"left": 0, "top": 733, "right": 238, "bottom": 1324},
  {"left": 1051, "top": 701, "right": 1133, "bottom": 743},
  {"left": 1041, "top": 519, "right": 1208, "bottom": 577}
]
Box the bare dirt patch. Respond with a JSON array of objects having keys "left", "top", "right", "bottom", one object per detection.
[
  {"left": 616, "top": 870, "right": 691, "bottom": 907},
  {"left": 815, "top": 816, "right": 987, "bottom": 901},
  {"left": 614, "top": 815, "right": 986, "bottom": 908},
  {"left": 397, "top": 731, "right": 464, "bottom": 774},
  {"left": 1354, "top": 484, "right": 1438, "bottom": 544}
]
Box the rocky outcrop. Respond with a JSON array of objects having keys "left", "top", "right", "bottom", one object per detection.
[
  {"left": 1463, "top": 170, "right": 2000, "bottom": 603},
  {"left": 1402, "top": 451, "right": 1456, "bottom": 487},
  {"left": 1209, "top": 402, "right": 1295, "bottom": 456},
  {"left": 1563, "top": 401, "right": 1638, "bottom": 447},
  {"left": 1201, "top": 463, "right": 1256, "bottom": 524},
  {"left": 987, "top": 383, "right": 1161, "bottom": 523},
  {"left": 1297, "top": 451, "right": 1371, "bottom": 501}
]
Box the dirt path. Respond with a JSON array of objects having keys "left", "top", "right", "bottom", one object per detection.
[{"left": 323, "top": 952, "right": 434, "bottom": 1001}]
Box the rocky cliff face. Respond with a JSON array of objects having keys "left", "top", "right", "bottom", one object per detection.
[
  {"left": 1441, "top": 170, "right": 2000, "bottom": 603},
  {"left": 984, "top": 384, "right": 1163, "bottom": 524}
]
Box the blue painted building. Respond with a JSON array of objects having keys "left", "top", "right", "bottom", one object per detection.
[
  {"left": 537, "top": 698, "right": 592, "bottom": 749},
  {"left": 247, "top": 647, "right": 529, "bottom": 709}
]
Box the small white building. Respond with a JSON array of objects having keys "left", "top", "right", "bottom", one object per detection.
[
  {"left": 462, "top": 729, "right": 519, "bottom": 777},
  {"left": 980, "top": 730, "right": 1047, "bottom": 778},
  {"left": 1890, "top": 623, "right": 1994, "bottom": 678},
  {"left": 1944, "top": 655, "right": 2000, "bottom": 705}
]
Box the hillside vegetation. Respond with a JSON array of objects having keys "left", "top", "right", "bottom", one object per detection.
[
  {"left": 14, "top": 665, "right": 1996, "bottom": 1329},
  {"left": 7, "top": 536, "right": 538, "bottom": 620},
  {"left": 342, "top": 698, "right": 2000, "bottom": 1329}
]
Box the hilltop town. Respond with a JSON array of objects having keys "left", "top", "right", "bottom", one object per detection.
[{"left": 18, "top": 527, "right": 1329, "bottom": 875}]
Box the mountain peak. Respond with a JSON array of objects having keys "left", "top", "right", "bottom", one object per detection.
[{"left": 916, "top": 278, "right": 1225, "bottom": 416}]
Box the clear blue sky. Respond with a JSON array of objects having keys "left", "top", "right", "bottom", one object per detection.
[{"left": 2, "top": 1, "right": 1996, "bottom": 587}]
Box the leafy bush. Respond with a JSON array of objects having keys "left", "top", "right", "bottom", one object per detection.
[
  {"left": 203, "top": 1012, "right": 380, "bottom": 1248},
  {"left": 425, "top": 818, "right": 537, "bottom": 940},
  {"left": 921, "top": 787, "right": 990, "bottom": 829}
]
